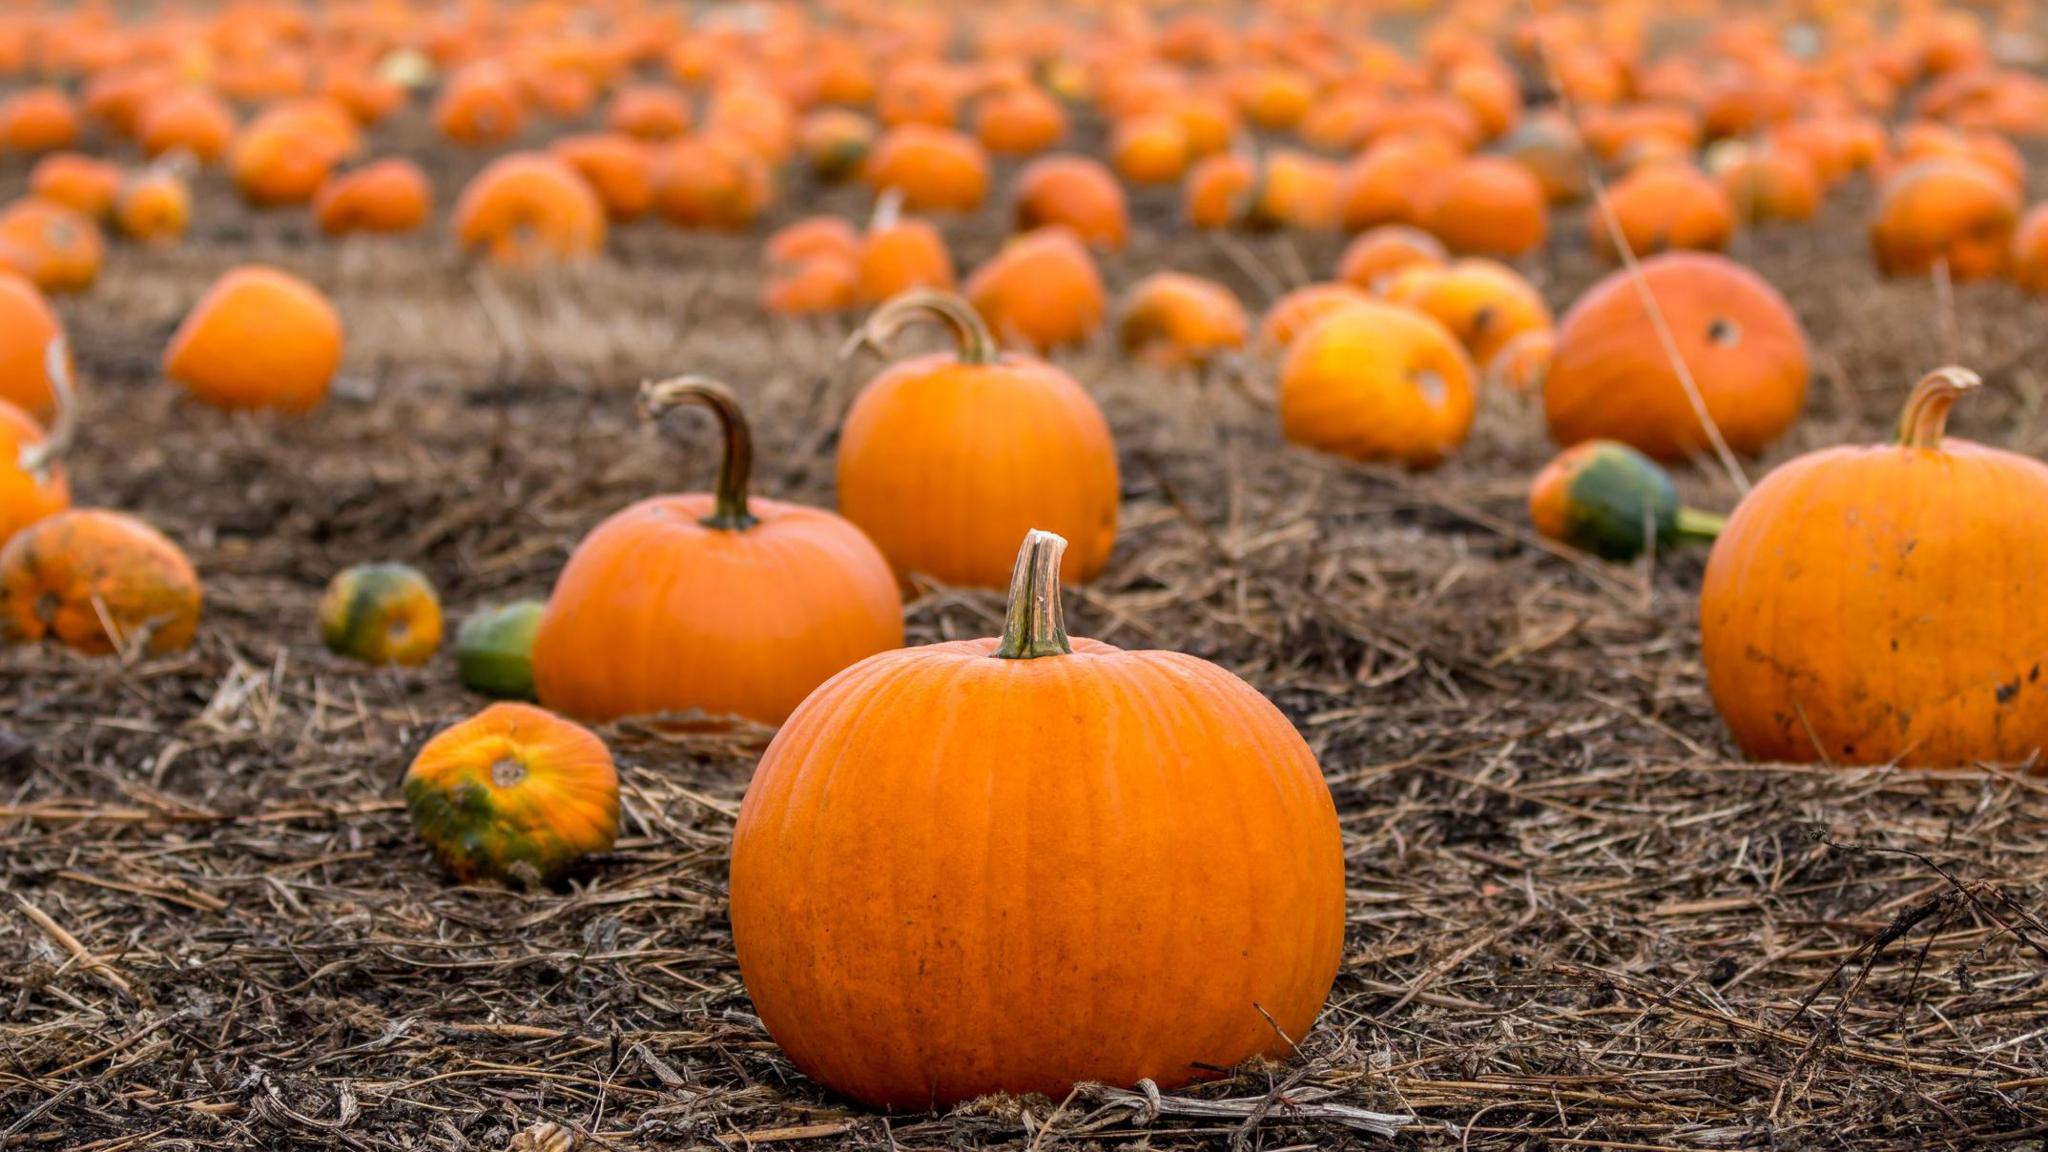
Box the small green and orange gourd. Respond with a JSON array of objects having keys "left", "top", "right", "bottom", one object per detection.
[
  {"left": 319, "top": 562, "right": 444, "bottom": 667},
  {"left": 1528, "top": 440, "right": 1725, "bottom": 562},
  {"left": 456, "top": 600, "right": 545, "bottom": 700},
  {"left": 839, "top": 290, "right": 1119, "bottom": 588},
  {"left": 404, "top": 702, "right": 620, "bottom": 886}
]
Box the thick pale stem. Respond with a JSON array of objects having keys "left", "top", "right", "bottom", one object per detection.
[
  {"left": 18, "top": 338, "right": 75, "bottom": 482},
  {"left": 993, "top": 530, "right": 1072, "bottom": 660},
  {"left": 839, "top": 289, "right": 1001, "bottom": 366},
  {"left": 1673, "top": 507, "right": 1726, "bottom": 542},
  {"left": 638, "top": 375, "right": 757, "bottom": 531},
  {"left": 1896, "top": 366, "right": 1982, "bottom": 449}
]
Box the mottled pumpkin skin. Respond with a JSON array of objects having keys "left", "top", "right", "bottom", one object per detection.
[
  {"left": 1702, "top": 434, "right": 2048, "bottom": 768},
  {"left": 1528, "top": 440, "right": 1680, "bottom": 560},
  {"left": 0, "top": 508, "right": 201, "bottom": 655},
  {"left": 318, "top": 562, "right": 444, "bottom": 667},
  {"left": 730, "top": 638, "right": 1346, "bottom": 1111},
  {"left": 0, "top": 399, "right": 68, "bottom": 547},
  {"left": 403, "top": 702, "right": 619, "bottom": 885},
  {"left": 532, "top": 495, "right": 904, "bottom": 726},
  {"left": 1545, "top": 253, "right": 1809, "bottom": 461},
  {"left": 839, "top": 357, "right": 1119, "bottom": 589},
  {"left": 455, "top": 600, "right": 545, "bottom": 700}
]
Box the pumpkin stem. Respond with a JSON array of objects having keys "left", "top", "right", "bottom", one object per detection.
[
  {"left": 993, "top": 529, "right": 1073, "bottom": 660},
  {"left": 1896, "top": 366, "right": 1982, "bottom": 450},
  {"left": 839, "top": 288, "right": 1001, "bottom": 366},
  {"left": 869, "top": 186, "right": 904, "bottom": 234},
  {"left": 1673, "top": 507, "right": 1726, "bottom": 542},
  {"left": 638, "top": 375, "right": 758, "bottom": 531},
  {"left": 17, "top": 337, "right": 75, "bottom": 483}
]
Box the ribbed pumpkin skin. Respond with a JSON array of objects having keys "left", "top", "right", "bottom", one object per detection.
[
  {"left": 1700, "top": 439, "right": 2048, "bottom": 767},
  {"left": 1545, "top": 254, "right": 1808, "bottom": 461},
  {"left": 838, "top": 356, "right": 1118, "bottom": 589},
  {"left": 730, "top": 637, "right": 1346, "bottom": 1111},
  {"left": 532, "top": 494, "right": 903, "bottom": 725}
]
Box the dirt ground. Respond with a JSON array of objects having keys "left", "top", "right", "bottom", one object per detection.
[{"left": 9, "top": 94, "right": 2048, "bottom": 1151}]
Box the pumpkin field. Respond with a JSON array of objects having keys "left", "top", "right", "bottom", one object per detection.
[{"left": 12, "top": 0, "right": 2048, "bottom": 1148}]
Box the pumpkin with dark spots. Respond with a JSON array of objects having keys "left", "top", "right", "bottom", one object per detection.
[{"left": 0, "top": 508, "right": 201, "bottom": 656}]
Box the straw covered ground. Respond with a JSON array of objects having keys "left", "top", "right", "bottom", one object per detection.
[{"left": 9, "top": 111, "right": 2048, "bottom": 1152}]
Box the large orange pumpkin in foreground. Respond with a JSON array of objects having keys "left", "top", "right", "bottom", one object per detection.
[
  {"left": 1702, "top": 368, "right": 2048, "bottom": 768},
  {"left": 1279, "top": 301, "right": 1477, "bottom": 470},
  {"left": 730, "top": 528, "right": 1344, "bottom": 1111},
  {"left": 164, "top": 266, "right": 343, "bottom": 412},
  {"left": 839, "top": 290, "right": 1119, "bottom": 588},
  {"left": 0, "top": 508, "right": 201, "bottom": 656},
  {"left": 1545, "top": 253, "right": 1809, "bottom": 461},
  {"left": 533, "top": 378, "right": 902, "bottom": 726}
]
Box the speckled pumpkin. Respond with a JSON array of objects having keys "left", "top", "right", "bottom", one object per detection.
[
  {"left": 1528, "top": 440, "right": 1725, "bottom": 562},
  {"left": 456, "top": 600, "right": 545, "bottom": 701},
  {"left": 403, "top": 703, "right": 619, "bottom": 885},
  {"left": 318, "top": 562, "right": 444, "bottom": 667},
  {"left": 0, "top": 508, "right": 201, "bottom": 656}
]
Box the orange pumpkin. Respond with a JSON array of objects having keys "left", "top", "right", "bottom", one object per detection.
[
  {"left": 606, "top": 83, "right": 692, "bottom": 141},
  {"left": 453, "top": 153, "right": 607, "bottom": 265},
  {"left": 313, "top": 158, "right": 430, "bottom": 236},
  {"left": 136, "top": 88, "right": 236, "bottom": 163},
  {"left": 1118, "top": 272, "right": 1249, "bottom": 371},
  {"left": 729, "top": 528, "right": 1344, "bottom": 1110},
  {"left": 1257, "top": 282, "right": 1372, "bottom": 352},
  {"left": 164, "top": 266, "right": 343, "bottom": 413},
  {"left": 767, "top": 216, "right": 861, "bottom": 268},
  {"left": 0, "top": 274, "right": 65, "bottom": 419},
  {"left": 0, "top": 87, "right": 78, "bottom": 154},
  {"left": 0, "top": 199, "right": 103, "bottom": 294},
  {"left": 964, "top": 227, "right": 1105, "bottom": 353},
  {"left": 974, "top": 85, "right": 1065, "bottom": 155},
  {"left": 861, "top": 124, "right": 989, "bottom": 213},
  {"left": 1183, "top": 152, "right": 1256, "bottom": 230},
  {"left": 1712, "top": 143, "right": 1823, "bottom": 224},
  {"left": 1870, "top": 159, "right": 2019, "bottom": 281},
  {"left": 1279, "top": 300, "right": 1478, "bottom": 469},
  {"left": 1382, "top": 259, "right": 1553, "bottom": 369},
  {"left": 761, "top": 256, "right": 858, "bottom": 316},
  {"left": 650, "top": 135, "right": 773, "bottom": 230},
  {"left": 1415, "top": 155, "right": 1548, "bottom": 258},
  {"left": 532, "top": 377, "right": 902, "bottom": 726},
  {"left": 856, "top": 200, "right": 956, "bottom": 304},
  {"left": 228, "top": 115, "right": 344, "bottom": 208},
  {"left": 0, "top": 508, "right": 201, "bottom": 657},
  {"left": 1336, "top": 135, "right": 1460, "bottom": 232},
  {"left": 2012, "top": 202, "right": 2048, "bottom": 294},
  {"left": 550, "top": 133, "right": 655, "bottom": 222},
  {"left": 435, "top": 63, "right": 527, "bottom": 147},
  {"left": 1546, "top": 253, "right": 1809, "bottom": 461},
  {"left": 113, "top": 166, "right": 191, "bottom": 247},
  {"left": 1109, "top": 112, "right": 1191, "bottom": 185},
  {"left": 1701, "top": 369, "right": 2048, "bottom": 768},
  {"left": 839, "top": 291, "right": 1119, "bottom": 588},
  {"left": 1488, "top": 329, "right": 1555, "bottom": 395},
  {"left": 1591, "top": 164, "right": 1738, "bottom": 266},
  {"left": 0, "top": 339, "right": 72, "bottom": 547},
  {"left": 404, "top": 703, "right": 620, "bottom": 886},
  {"left": 1012, "top": 155, "right": 1127, "bottom": 251},
  {"left": 28, "top": 154, "right": 121, "bottom": 220},
  {"left": 1335, "top": 225, "right": 1448, "bottom": 293}
]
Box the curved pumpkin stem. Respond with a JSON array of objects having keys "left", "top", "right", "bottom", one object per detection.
[
  {"left": 638, "top": 375, "right": 757, "bottom": 531},
  {"left": 1896, "top": 366, "right": 1982, "bottom": 450},
  {"left": 18, "top": 337, "right": 76, "bottom": 483},
  {"left": 993, "top": 529, "right": 1072, "bottom": 660},
  {"left": 839, "top": 289, "right": 1001, "bottom": 367}
]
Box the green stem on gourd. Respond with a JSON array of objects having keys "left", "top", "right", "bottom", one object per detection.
[
  {"left": 840, "top": 289, "right": 1002, "bottom": 366},
  {"left": 18, "top": 337, "right": 75, "bottom": 483},
  {"left": 638, "top": 375, "right": 757, "bottom": 532},
  {"left": 993, "top": 529, "right": 1072, "bottom": 660},
  {"left": 1673, "top": 507, "right": 1726, "bottom": 543},
  {"left": 1896, "top": 366, "right": 1982, "bottom": 450}
]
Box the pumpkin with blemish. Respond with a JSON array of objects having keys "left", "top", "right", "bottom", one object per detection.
[
  {"left": 1545, "top": 253, "right": 1808, "bottom": 460},
  {"left": 1279, "top": 300, "right": 1477, "bottom": 470},
  {"left": 730, "top": 529, "right": 1344, "bottom": 1110},
  {"left": 839, "top": 291, "right": 1119, "bottom": 588},
  {"left": 1529, "top": 440, "right": 1724, "bottom": 562},
  {"left": 0, "top": 508, "right": 201, "bottom": 656},
  {"left": 164, "top": 266, "right": 343, "bottom": 413},
  {"left": 533, "top": 378, "right": 902, "bottom": 726},
  {"left": 1701, "top": 369, "right": 2048, "bottom": 768},
  {"left": 319, "top": 562, "right": 444, "bottom": 667},
  {"left": 404, "top": 703, "right": 619, "bottom": 885},
  {"left": 456, "top": 600, "right": 545, "bottom": 701}
]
